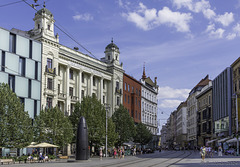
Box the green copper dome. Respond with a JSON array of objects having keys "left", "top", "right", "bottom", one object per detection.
[
  {"left": 105, "top": 39, "right": 119, "bottom": 50},
  {"left": 36, "top": 8, "right": 52, "bottom": 16}
]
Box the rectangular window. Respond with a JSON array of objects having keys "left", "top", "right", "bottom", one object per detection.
[
  {"left": 117, "top": 96, "right": 120, "bottom": 106},
  {"left": 1, "top": 51, "right": 5, "bottom": 72},
  {"left": 125, "top": 83, "right": 127, "bottom": 90},
  {"left": 82, "top": 73, "right": 84, "bottom": 83},
  {"left": 47, "top": 78, "right": 53, "bottom": 90},
  {"left": 19, "top": 97, "right": 24, "bottom": 104},
  {"left": 128, "top": 84, "right": 130, "bottom": 92},
  {"left": 19, "top": 57, "right": 25, "bottom": 76},
  {"left": 93, "top": 77, "right": 96, "bottom": 86},
  {"left": 132, "top": 86, "right": 134, "bottom": 93},
  {"left": 8, "top": 75, "right": 15, "bottom": 92},
  {"left": 103, "top": 95, "right": 105, "bottom": 104},
  {"left": 125, "top": 94, "right": 126, "bottom": 102},
  {"left": 136, "top": 97, "right": 137, "bottom": 105},
  {"left": 34, "top": 100, "right": 37, "bottom": 118},
  {"left": 131, "top": 110, "right": 134, "bottom": 117},
  {"left": 132, "top": 97, "right": 134, "bottom": 104},
  {"left": 46, "top": 97, "right": 52, "bottom": 109},
  {"left": 128, "top": 96, "right": 130, "bottom": 104},
  {"left": 35, "top": 62, "right": 38, "bottom": 80},
  {"left": 81, "top": 90, "right": 84, "bottom": 98},
  {"left": 103, "top": 80, "right": 105, "bottom": 89},
  {"left": 116, "top": 81, "right": 119, "bottom": 89},
  {"left": 58, "top": 84, "right": 60, "bottom": 94},
  {"left": 47, "top": 58, "right": 52, "bottom": 69},
  {"left": 28, "top": 79, "right": 31, "bottom": 98},
  {"left": 9, "top": 33, "right": 16, "bottom": 53},
  {"left": 69, "top": 69, "right": 73, "bottom": 80},
  {"left": 69, "top": 87, "right": 73, "bottom": 96},
  {"left": 29, "top": 40, "right": 32, "bottom": 59}
]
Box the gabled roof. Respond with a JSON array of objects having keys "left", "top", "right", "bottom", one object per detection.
[{"left": 190, "top": 75, "right": 211, "bottom": 95}]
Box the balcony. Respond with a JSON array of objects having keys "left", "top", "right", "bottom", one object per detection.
[
  {"left": 115, "top": 87, "right": 122, "bottom": 94},
  {"left": 71, "top": 96, "right": 79, "bottom": 102},
  {"left": 58, "top": 92, "right": 66, "bottom": 99},
  {"left": 45, "top": 65, "right": 56, "bottom": 75}
]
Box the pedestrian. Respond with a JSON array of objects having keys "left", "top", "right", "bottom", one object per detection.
[
  {"left": 99, "top": 148, "right": 103, "bottom": 160},
  {"left": 218, "top": 146, "right": 222, "bottom": 156},
  {"left": 201, "top": 146, "right": 206, "bottom": 162},
  {"left": 122, "top": 147, "right": 125, "bottom": 159},
  {"left": 113, "top": 148, "right": 117, "bottom": 159}
]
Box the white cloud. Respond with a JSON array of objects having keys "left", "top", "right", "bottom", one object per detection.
[
  {"left": 159, "top": 99, "right": 182, "bottom": 108},
  {"left": 123, "top": 3, "right": 192, "bottom": 32},
  {"left": 172, "top": 0, "right": 193, "bottom": 10},
  {"left": 215, "top": 12, "right": 234, "bottom": 27},
  {"left": 73, "top": 13, "right": 93, "bottom": 21},
  {"left": 226, "top": 33, "right": 236, "bottom": 40},
  {"left": 202, "top": 8, "right": 216, "bottom": 19},
  {"left": 158, "top": 86, "right": 190, "bottom": 99},
  {"left": 205, "top": 23, "right": 225, "bottom": 39},
  {"left": 226, "top": 23, "right": 240, "bottom": 40}
]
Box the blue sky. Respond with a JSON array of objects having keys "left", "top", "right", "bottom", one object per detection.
[{"left": 1, "top": 0, "right": 240, "bottom": 130}]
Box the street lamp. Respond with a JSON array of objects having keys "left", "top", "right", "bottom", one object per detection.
[{"left": 105, "top": 104, "right": 110, "bottom": 158}]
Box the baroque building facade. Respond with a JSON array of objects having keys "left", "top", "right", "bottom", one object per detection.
[
  {"left": 196, "top": 81, "right": 212, "bottom": 147},
  {"left": 25, "top": 7, "right": 124, "bottom": 116},
  {"left": 176, "top": 102, "right": 187, "bottom": 148},
  {"left": 187, "top": 75, "right": 210, "bottom": 149},
  {"left": 140, "top": 66, "right": 159, "bottom": 135}
]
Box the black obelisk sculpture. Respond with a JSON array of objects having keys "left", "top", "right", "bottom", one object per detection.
[{"left": 76, "top": 116, "right": 89, "bottom": 160}]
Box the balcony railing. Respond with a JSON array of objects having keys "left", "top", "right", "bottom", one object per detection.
[
  {"left": 58, "top": 92, "right": 66, "bottom": 99},
  {"left": 115, "top": 87, "right": 122, "bottom": 94},
  {"left": 45, "top": 65, "right": 56, "bottom": 75},
  {"left": 71, "top": 96, "right": 79, "bottom": 101}
]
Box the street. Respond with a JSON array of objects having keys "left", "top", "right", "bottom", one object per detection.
[{"left": 5, "top": 150, "right": 240, "bottom": 167}]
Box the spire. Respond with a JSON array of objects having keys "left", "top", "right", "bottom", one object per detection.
[{"left": 142, "top": 62, "right": 146, "bottom": 80}]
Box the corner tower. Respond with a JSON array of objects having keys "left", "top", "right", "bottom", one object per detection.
[
  {"left": 103, "top": 39, "right": 120, "bottom": 65},
  {"left": 31, "top": 6, "right": 58, "bottom": 42}
]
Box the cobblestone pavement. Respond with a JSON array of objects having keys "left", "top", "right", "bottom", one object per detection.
[{"left": 4, "top": 150, "right": 240, "bottom": 167}]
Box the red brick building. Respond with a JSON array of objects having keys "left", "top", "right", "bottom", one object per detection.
[{"left": 123, "top": 73, "right": 142, "bottom": 123}]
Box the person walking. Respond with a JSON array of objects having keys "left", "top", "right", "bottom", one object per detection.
[
  {"left": 99, "top": 148, "right": 103, "bottom": 160},
  {"left": 113, "top": 148, "right": 117, "bottom": 159},
  {"left": 218, "top": 146, "right": 223, "bottom": 156},
  {"left": 201, "top": 146, "right": 206, "bottom": 162}
]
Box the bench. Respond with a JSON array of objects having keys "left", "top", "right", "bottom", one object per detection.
[
  {"left": 0, "top": 159, "right": 13, "bottom": 165},
  {"left": 59, "top": 156, "right": 68, "bottom": 159}
]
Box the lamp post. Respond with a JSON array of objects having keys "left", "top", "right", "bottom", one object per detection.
[{"left": 105, "top": 104, "right": 110, "bottom": 158}]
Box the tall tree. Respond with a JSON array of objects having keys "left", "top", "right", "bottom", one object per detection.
[
  {"left": 107, "top": 117, "right": 119, "bottom": 148},
  {"left": 112, "top": 105, "right": 136, "bottom": 146},
  {"left": 134, "top": 122, "right": 153, "bottom": 147},
  {"left": 70, "top": 96, "right": 117, "bottom": 151},
  {"left": 0, "top": 83, "right": 33, "bottom": 148},
  {"left": 33, "top": 107, "right": 73, "bottom": 148}
]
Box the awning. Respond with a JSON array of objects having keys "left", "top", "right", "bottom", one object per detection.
[
  {"left": 206, "top": 139, "right": 217, "bottom": 144},
  {"left": 34, "top": 142, "right": 59, "bottom": 148},
  {"left": 226, "top": 137, "right": 240, "bottom": 143},
  {"left": 218, "top": 137, "right": 230, "bottom": 143}
]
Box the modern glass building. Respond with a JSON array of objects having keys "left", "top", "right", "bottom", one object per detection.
[
  {"left": 0, "top": 27, "right": 42, "bottom": 119},
  {"left": 212, "top": 67, "right": 232, "bottom": 137}
]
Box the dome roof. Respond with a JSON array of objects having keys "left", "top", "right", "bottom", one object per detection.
[
  {"left": 36, "top": 8, "right": 52, "bottom": 16},
  {"left": 105, "top": 39, "right": 119, "bottom": 50}
]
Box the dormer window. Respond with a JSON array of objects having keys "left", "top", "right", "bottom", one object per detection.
[
  {"left": 48, "top": 25, "right": 50, "bottom": 30},
  {"left": 115, "top": 55, "right": 118, "bottom": 60},
  {"left": 38, "top": 24, "right": 40, "bottom": 29}
]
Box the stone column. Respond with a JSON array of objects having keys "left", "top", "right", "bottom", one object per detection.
[
  {"left": 90, "top": 74, "right": 93, "bottom": 96},
  {"left": 66, "top": 65, "right": 70, "bottom": 115},
  {"left": 78, "top": 70, "right": 82, "bottom": 101},
  {"left": 100, "top": 77, "right": 104, "bottom": 104}
]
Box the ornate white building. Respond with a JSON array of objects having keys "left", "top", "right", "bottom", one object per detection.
[
  {"left": 27, "top": 7, "right": 124, "bottom": 116},
  {"left": 140, "top": 66, "right": 158, "bottom": 135}
]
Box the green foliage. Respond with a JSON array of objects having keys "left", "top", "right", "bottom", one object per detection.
[
  {"left": 33, "top": 107, "right": 73, "bottom": 148},
  {"left": 112, "top": 105, "right": 136, "bottom": 146},
  {"left": 0, "top": 83, "right": 33, "bottom": 148},
  {"left": 134, "top": 122, "right": 153, "bottom": 147},
  {"left": 107, "top": 117, "right": 119, "bottom": 147},
  {"left": 70, "top": 96, "right": 117, "bottom": 148}
]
